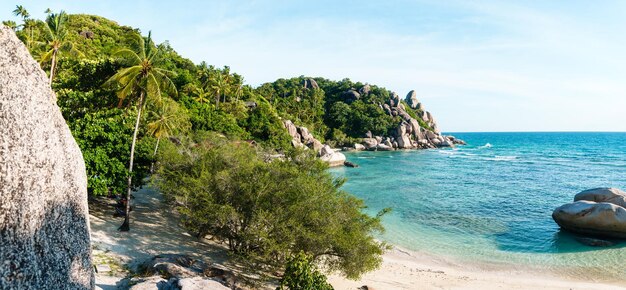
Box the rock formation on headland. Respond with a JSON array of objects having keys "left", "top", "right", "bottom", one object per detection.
[
  {"left": 0, "top": 26, "right": 94, "bottom": 289},
  {"left": 283, "top": 120, "right": 347, "bottom": 167},
  {"left": 553, "top": 188, "right": 626, "bottom": 239},
  {"left": 283, "top": 86, "right": 464, "bottom": 166}
]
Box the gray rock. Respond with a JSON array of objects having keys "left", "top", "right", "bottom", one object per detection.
[
  {"left": 129, "top": 276, "right": 177, "bottom": 290},
  {"left": 365, "top": 131, "right": 373, "bottom": 138},
  {"left": 178, "top": 277, "right": 229, "bottom": 290},
  {"left": 342, "top": 89, "right": 360, "bottom": 103},
  {"left": 303, "top": 78, "right": 319, "bottom": 90},
  {"left": 0, "top": 26, "right": 94, "bottom": 289},
  {"left": 283, "top": 120, "right": 302, "bottom": 147},
  {"left": 376, "top": 144, "right": 393, "bottom": 151},
  {"left": 389, "top": 92, "right": 400, "bottom": 107},
  {"left": 139, "top": 254, "right": 207, "bottom": 279},
  {"left": 362, "top": 138, "right": 378, "bottom": 149},
  {"left": 552, "top": 200, "right": 626, "bottom": 239},
  {"left": 320, "top": 151, "right": 346, "bottom": 167},
  {"left": 575, "top": 188, "right": 626, "bottom": 208},
  {"left": 405, "top": 90, "right": 422, "bottom": 109},
  {"left": 397, "top": 134, "right": 412, "bottom": 149},
  {"left": 353, "top": 143, "right": 366, "bottom": 151},
  {"left": 359, "top": 84, "right": 371, "bottom": 95},
  {"left": 344, "top": 161, "right": 359, "bottom": 168}
]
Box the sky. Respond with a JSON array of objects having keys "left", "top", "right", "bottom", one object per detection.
[{"left": 2, "top": 1, "right": 626, "bottom": 132}]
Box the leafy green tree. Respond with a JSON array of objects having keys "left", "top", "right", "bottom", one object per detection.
[
  {"left": 277, "top": 252, "right": 334, "bottom": 290},
  {"left": 39, "top": 11, "right": 83, "bottom": 83},
  {"left": 155, "top": 138, "right": 388, "bottom": 279},
  {"left": 105, "top": 31, "right": 177, "bottom": 231},
  {"left": 146, "top": 97, "right": 190, "bottom": 171}
]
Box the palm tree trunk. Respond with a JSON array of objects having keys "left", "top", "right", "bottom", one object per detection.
[
  {"left": 216, "top": 92, "right": 220, "bottom": 109},
  {"left": 119, "top": 90, "right": 145, "bottom": 232},
  {"left": 150, "top": 136, "right": 161, "bottom": 174},
  {"left": 49, "top": 49, "right": 57, "bottom": 85}
]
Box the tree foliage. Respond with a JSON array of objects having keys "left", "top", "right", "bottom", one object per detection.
[
  {"left": 277, "top": 252, "right": 334, "bottom": 290},
  {"left": 155, "top": 137, "right": 389, "bottom": 279}
]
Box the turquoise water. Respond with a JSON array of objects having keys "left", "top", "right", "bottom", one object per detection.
[{"left": 330, "top": 132, "right": 626, "bottom": 281}]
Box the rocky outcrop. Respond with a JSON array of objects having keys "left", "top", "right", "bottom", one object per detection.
[
  {"left": 134, "top": 254, "right": 234, "bottom": 290},
  {"left": 405, "top": 90, "right": 421, "bottom": 109},
  {"left": 283, "top": 120, "right": 345, "bottom": 167},
  {"left": 553, "top": 188, "right": 626, "bottom": 239},
  {"left": 319, "top": 145, "right": 346, "bottom": 167},
  {"left": 303, "top": 78, "right": 319, "bottom": 90},
  {"left": 0, "top": 26, "right": 94, "bottom": 289},
  {"left": 359, "top": 84, "right": 371, "bottom": 96},
  {"left": 342, "top": 89, "right": 361, "bottom": 103},
  {"left": 356, "top": 90, "right": 463, "bottom": 151}
]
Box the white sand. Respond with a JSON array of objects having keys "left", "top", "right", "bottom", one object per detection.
[
  {"left": 91, "top": 188, "right": 626, "bottom": 290},
  {"left": 328, "top": 247, "right": 626, "bottom": 290}
]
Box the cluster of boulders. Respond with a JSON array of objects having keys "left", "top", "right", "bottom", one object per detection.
[
  {"left": 128, "top": 254, "right": 236, "bottom": 290},
  {"left": 553, "top": 188, "right": 626, "bottom": 240},
  {"left": 283, "top": 120, "right": 346, "bottom": 167},
  {"left": 347, "top": 89, "right": 465, "bottom": 151},
  {"left": 285, "top": 81, "right": 466, "bottom": 166}
]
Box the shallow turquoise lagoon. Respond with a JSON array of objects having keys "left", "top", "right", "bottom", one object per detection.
[{"left": 330, "top": 132, "right": 626, "bottom": 280}]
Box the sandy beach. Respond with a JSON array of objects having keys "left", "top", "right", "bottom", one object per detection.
[
  {"left": 91, "top": 188, "right": 626, "bottom": 290},
  {"left": 328, "top": 246, "right": 626, "bottom": 290}
]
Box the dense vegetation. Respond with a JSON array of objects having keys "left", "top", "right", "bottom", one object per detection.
[
  {"left": 156, "top": 134, "right": 388, "bottom": 279},
  {"left": 4, "top": 7, "right": 405, "bottom": 282}
]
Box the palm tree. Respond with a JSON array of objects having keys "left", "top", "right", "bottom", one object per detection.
[
  {"left": 146, "top": 98, "right": 190, "bottom": 172},
  {"left": 12, "top": 5, "right": 29, "bottom": 20},
  {"left": 12, "top": 5, "right": 32, "bottom": 48},
  {"left": 105, "top": 32, "right": 177, "bottom": 231},
  {"left": 39, "top": 11, "right": 82, "bottom": 84},
  {"left": 44, "top": 8, "right": 52, "bottom": 14},
  {"left": 210, "top": 72, "right": 230, "bottom": 109},
  {"left": 2, "top": 20, "right": 17, "bottom": 31}
]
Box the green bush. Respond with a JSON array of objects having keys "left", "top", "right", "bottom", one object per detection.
[
  {"left": 155, "top": 136, "right": 388, "bottom": 279},
  {"left": 277, "top": 252, "right": 334, "bottom": 290}
]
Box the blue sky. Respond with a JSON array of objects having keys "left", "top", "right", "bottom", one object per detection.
[{"left": 3, "top": 1, "right": 626, "bottom": 132}]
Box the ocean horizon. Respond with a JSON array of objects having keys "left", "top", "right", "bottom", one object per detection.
[{"left": 331, "top": 132, "right": 626, "bottom": 282}]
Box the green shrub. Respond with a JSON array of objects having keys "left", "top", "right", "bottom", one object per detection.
[{"left": 277, "top": 252, "right": 334, "bottom": 290}]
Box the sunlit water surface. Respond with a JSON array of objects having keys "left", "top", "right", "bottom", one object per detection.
[{"left": 330, "top": 132, "right": 626, "bottom": 281}]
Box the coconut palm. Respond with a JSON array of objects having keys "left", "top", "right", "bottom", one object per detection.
[
  {"left": 12, "top": 5, "right": 29, "bottom": 20},
  {"left": 39, "top": 11, "right": 82, "bottom": 84},
  {"left": 146, "top": 98, "right": 190, "bottom": 172},
  {"left": 12, "top": 5, "right": 34, "bottom": 48},
  {"left": 184, "top": 84, "right": 212, "bottom": 104},
  {"left": 3, "top": 20, "right": 17, "bottom": 31},
  {"left": 210, "top": 72, "right": 230, "bottom": 109},
  {"left": 105, "top": 32, "right": 177, "bottom": 231}
]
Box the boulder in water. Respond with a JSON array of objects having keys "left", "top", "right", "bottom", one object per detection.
[{"left": 553, "top": 188, "right": 626, "bottom": 240}]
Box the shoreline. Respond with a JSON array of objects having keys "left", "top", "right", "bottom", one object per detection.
[{"left": 328, "top": 245, "right": 626, "bottom": 290}]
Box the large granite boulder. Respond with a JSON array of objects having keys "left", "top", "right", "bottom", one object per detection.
[
  {"left": 341, "top": 89, "right": 360, "bottom": 103},
  {"left": 553, "top": 188, "right": 626, "bottom": 239},
  {"left": 405, "top": 90, "right": 420, "bottom": 109},
  {"left": 319, "top": 145, "right": 346, "bottom": 167},
  {"left": 0, "top": 26, "right": 93, "bottom": 289},
  {"left": 575, "top": 188, "right": 626, "bottom": 208},
  {"left": 303, "top": 78, "right": 319, "bottom": 90}
]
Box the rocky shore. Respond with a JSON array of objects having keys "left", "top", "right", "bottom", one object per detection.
[{"left": 283, "top": 87, "right": 465, "bottom": 167}]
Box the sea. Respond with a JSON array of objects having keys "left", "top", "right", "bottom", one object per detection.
[{"left": 329, "top": 132, "right": 626, "bottom": 281}]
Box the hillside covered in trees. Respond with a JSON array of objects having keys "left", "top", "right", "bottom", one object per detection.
[{"left": 2, "top": 7, "right": 459, "bottom": 287}]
